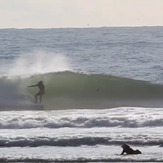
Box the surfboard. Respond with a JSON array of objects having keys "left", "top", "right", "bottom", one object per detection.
[
  {"left": 25, "top": 95, "right": 44, "bottom": 110},
  {"left": 31, "top": 104, "right": 44, "bottom": 110}
]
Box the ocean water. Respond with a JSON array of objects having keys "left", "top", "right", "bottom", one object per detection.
[{"left": 0, "top": 27, "right": 163, "bottom": 162}]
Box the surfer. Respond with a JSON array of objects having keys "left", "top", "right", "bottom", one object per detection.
[
  {"left": 121, "top": 143, "right": 142, "bottom": 155},
  {"left": 28, "top": 81, "right": 45, "bottom": 104}
]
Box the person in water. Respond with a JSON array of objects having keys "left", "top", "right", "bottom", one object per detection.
[
  {"left": 28, "top": 81, "right": 45, "bottom": 104},
  {"left": 121, "top": 143, "right": 142, "bottom": 155}
]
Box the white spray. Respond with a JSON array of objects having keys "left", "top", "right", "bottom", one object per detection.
[{"left": 7, "top": 51, "right": 72, "bottom": 77}]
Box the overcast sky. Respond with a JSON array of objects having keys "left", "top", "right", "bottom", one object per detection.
[{"left": 0, "top": 0, "right": 163, "bottom": 28}]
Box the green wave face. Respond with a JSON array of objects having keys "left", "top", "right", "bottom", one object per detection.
[
  {"left": 24, "top": 71, "right": 163, "bottom": 109},
  {"left": 0, "top": 71, "right": 163, "bottom": 110}
]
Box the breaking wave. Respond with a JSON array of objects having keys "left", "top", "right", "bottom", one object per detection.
[
  {"left": 0, "top": 136, "right": 162, "bottom": 147},
  {"left": 0, "top": 107, "right": 162, "bottom": 148},
  {"left": 0, "top": 108, "right": 163, "bottom": 129},
  {"left": 0, "top": 71, "right": 163, "bottom": 109}
]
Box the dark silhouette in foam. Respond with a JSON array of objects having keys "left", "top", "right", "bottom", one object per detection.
[{"left": 121, "top": 143, "right": 142, "bottom": 155}]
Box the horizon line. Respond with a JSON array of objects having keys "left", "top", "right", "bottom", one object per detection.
[{"left": 0, "top": 25, "right": 163, "bottom": 30}]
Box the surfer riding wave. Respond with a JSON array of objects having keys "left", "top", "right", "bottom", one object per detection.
[{"left": 28, "top": 81, "right": 45, "bottom": 104}]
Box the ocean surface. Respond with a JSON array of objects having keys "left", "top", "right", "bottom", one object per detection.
[{"left": 0, "top": 27, "right": 163, "bottom": 162}]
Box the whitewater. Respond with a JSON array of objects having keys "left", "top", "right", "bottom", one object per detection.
[{"left": 0, "top": 27, "right": 163, "bottom": 162}]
